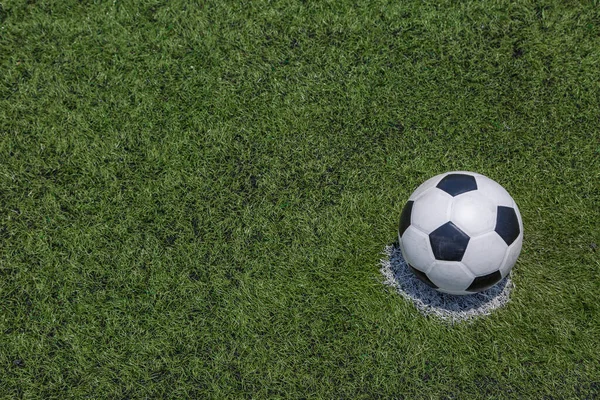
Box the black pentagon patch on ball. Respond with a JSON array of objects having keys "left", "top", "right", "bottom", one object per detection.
[
  {"left": 495, "top": 206, "right": 520, "bottom": 246},
  {"left": 429, "top": 222, "right": 470, "bottom": 261},
  {"left": 436, "top": 174, "right": 477, "bottom": 196},
  {"left": 409, "top": 264, "right": 438, "bottom": 289},
  {"left": 398, "top": 201, "right": 414, "bottom": 237},
  {"left": 466, "top": 270, "right": 502, "bottom": 292}
]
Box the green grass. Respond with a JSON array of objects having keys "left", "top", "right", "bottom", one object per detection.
[{"left": 1, "top": 0, "right": 599, "bottom": 398}]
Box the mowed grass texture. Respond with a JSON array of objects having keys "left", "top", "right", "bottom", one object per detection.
[{"left": 1, "top": 0, "right": 599, "bottom": 397}]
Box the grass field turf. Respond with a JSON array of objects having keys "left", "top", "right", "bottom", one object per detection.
[{"left": 1, "top": 0, "right": 599, "bottom": 398}]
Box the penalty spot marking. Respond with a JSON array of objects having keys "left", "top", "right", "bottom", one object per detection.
[{"left": 380, "top": 244, "right": 514, "bottom": 323}]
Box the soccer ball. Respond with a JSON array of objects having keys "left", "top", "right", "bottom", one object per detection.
[{"left": 398, "top": 171, "right": 523, "bottom": 295}]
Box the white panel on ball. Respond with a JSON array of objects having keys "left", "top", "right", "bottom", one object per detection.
[
  {"left": 400, "top": 226, "right": 436, "bottom": 272},
  {"left": 408, "top": 173, "right": 446, "bottom": 202},
  {"left": 427, "top": 261, "right": 474, "bottom": 293},
  {"left": 449, "top": 170, "right": 484, "bottom": 177},
  {"left": 410, "top": 189, "right": 452, "bottom": 234},
  {"left": 513, "top": 199, "right": 524, "bottom": 234},
  {"left": 450, "top": 191, "right": 497, "bottom": 237},
  {"left": 461, "top": 232, "right": 507, "bottom": 276},
  {"left": 437, "top": 289, "right": 471, "bottom": 296},
  {"left": 500, "top": 237, "right": 523, "bottom": 277},
  {"left": 475, "top": 175, "right": 514, "bottom": 207}
]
